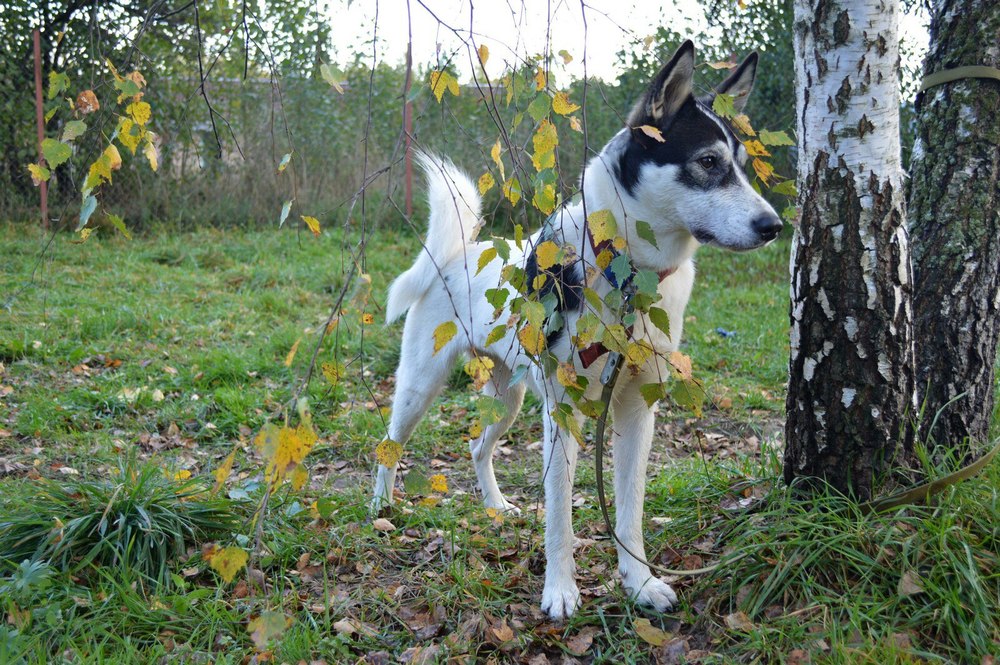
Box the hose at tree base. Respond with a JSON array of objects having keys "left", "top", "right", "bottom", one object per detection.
[{"left": 591, "top": 354, "right": 1000, "bottom": 577}]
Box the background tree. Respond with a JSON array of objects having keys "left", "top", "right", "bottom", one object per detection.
[
  {"left": 785, "top": 0, "right": 916, "bottom": 498},
  {"left": 908, "top": 0, "right": 1000, "bottom": 458}
]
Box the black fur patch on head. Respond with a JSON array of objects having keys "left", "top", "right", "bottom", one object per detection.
[
  {"left": 616, "top": 98, "right": 742, "bottom": 195},
  {"left": 524, "top": 226, "right": 583, "bottom": 346}
]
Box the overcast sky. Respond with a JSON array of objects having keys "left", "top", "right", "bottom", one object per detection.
[{"left": 325, "top": 0, "right": 930, "bottom": 87}]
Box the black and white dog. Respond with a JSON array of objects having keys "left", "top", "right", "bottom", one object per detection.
[{"left": 372, "top": 41, "right": 781, "bottom": 619}]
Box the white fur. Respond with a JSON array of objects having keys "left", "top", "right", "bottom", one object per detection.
[{"left": 372, "top": 46, "right": 778, "bottom": 620}]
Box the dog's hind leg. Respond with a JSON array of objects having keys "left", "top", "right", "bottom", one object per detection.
[
  {"left": 470, "top": 362, "right": 526, "bottom": 514},
  {"left": 371, "top": 312, "right": 462, "bottom": 513},
  {"left": 611, "top": 383, "right": 677, "bottom": 612}
]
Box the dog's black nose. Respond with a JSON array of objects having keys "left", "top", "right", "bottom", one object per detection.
[{"left": 752, "top": 213, "right": 783, "bottom": 241}]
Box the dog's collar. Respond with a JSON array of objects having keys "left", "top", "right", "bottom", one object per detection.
[
  {"left": 578, "top": 222, "right": 675, "bottom": 368},
  {"left": 585, "top": 225, "right": 676, "bottom": 287}
]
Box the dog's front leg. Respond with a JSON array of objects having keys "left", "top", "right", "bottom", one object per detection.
[
  {"left": 612, "top": 384, "right": 678, "bottom": 612},
  {"left": 540, "top": 401, "right": 583, "bottom": 619}
]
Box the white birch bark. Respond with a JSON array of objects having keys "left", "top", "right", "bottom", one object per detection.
[{"left": 786, "top": 0, "right": 916, "bottom": 499}]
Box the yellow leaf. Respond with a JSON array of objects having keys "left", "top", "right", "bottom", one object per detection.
[
  {"left": 290, "top": 463, "right": 309, "bottom": 491},
  {"left": 376, "top": 438, "right": 403, "bottom": 467},
  {"left": 558, "top": 49, "right": 573, "bottom": 64},
  {"left": 75, "top": 227, "right": 94, "bottom": 242},
  {"left": 143, "top": 137, "right": 158, "bottom": 171},
  {"left": 569, "top": 115, "right": 582, "bottom": 132},
  {"left": 117, "top": 117, "right": 142, "bottom": 155},
  {"left": 207, "top": 546, "right": 248, "bottom": 584},
  {"left": 533, "top": 119, "right": 559, "bottom": 155},
  {"left": 503, "top": 178, "right": 521, "bottom": 206},
  {"left": 534, "top": 68, "right": 547, "bottom": 90},
  {"left": 300, "top": 215, "right": 321, "bottom": 237},
  {"left": 552, "top": 92, "right": 579, "bottom": 115},
  {"left": 28, "top": 163, "right": 50, "bottom": 185},
  {"left": 587, "top": 209, "right": 617, "bottom": 245},
  {"left": 104, "top": 144, "right": 122, "bottom": 171},
  {"left": 477, "top": 247, "right": 498, "bottom": 275},
  {"left": 361, "top": 312, "right": 374, "bottom": 324},
  {"left": 532, "top": 149, "right": 555, "bottom": 172},
  {"left": 634, "top": 618, "right": 670, "bottom": 646},
  {"left": 284, "top": 338, "right": 301, "bottom": 367},
  {"left": 485, "top": 507, "right": 504, "bottom": 523},
  {"left": 127, "top": 100, "right": 151, "bottom": 126},
  {"left": 752, "top": 158, "right": 775, "bottom": 184},
  {"left": 477, "top": 44, "right": 489, "bottom": 65},
  {"left": 743, "top": 140, "right": 771, "bottom": 157},
  {"left": 478, "top": 171, "right": 495, "bottom": 195},
  {"left": 321, "top": 360, "right": 346, "bottom": 386},
  {"left": 490, "top": 139, "right": 505, "bottom": 181},
  {"left": 556, "top": 362, "right": 581, "bottom": 389},
  {"left": 595, "top": 248, "right": 613, "bottom": 270},
  {"left": 170, "top": 469, "right": 191, "bottom": 481},
  {"left": 625, "top": 340, "right": 654, "bottom": 368},
  {"left": 464, "top": 355, "right": 495, "bottom": 390},
  {"left": 533, "top": 184, "right": 556, "bottom": 215},
  {"left": 248, "top": 611, "right": 292, "bottom": 651},
  {"left": 731, "top": 113, "right": 755, "bottom": 136},
  {"left": 432, "top": 321, "right": 457, "bottom": 354},
  {"left": 429, "top": 474, "right": 448, "bottom": 493},
  {"left": 429, "top": 70, "right": 459, "bottom": 103},
  {"left": 535, "top": 240, "right": 560, "bottom": 270},
  {"left": 213, "top": 449, "right": 237, "bottom": 492},
  {"left": 706, "top": 60, "right": 737, "bottom": 70},
  {"left": 637, "top": 125, "right": 665, "bottom": 142},
  {"left": 517, "top": 323, "right": 546, "bottom": 355},
  {"left": 469, "top": 419, "right": 483, "bottom": 438}
]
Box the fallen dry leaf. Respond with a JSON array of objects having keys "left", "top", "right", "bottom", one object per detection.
[
  {"left": 724, "top": 611, "right": 755, "bottom": 632},
  {"left": 634, "top": 618, "right": 670, "bottom": 646},
  {"left": 372, "top": 517, "right": 395, "bottom": 532},
  {"left": 565, "top": 625, "right": 599, "bottom": 655}
]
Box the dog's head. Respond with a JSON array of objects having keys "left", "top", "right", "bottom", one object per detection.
[{"left": 600, "top": 40, "right": 781, "bottom": 269}]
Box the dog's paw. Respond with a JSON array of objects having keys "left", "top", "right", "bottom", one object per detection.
[
  {"left": 541, "top": 580, "right": 581, "bottom": 620},
  {"left": 628, "top": 576, "right": 678, "bottom": 612},
  {"left": 483, "top": 495, "right": 521, "bottom": 516}
]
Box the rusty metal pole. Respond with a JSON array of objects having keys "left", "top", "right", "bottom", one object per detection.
[
  {"left": 404, "top": 42, "right": 413, "bottom": 218},
  {"left": 33, "top": 28, "right": 49, "bottom": 229}
]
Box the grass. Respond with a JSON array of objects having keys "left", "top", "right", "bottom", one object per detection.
[{"left": 0, "top": 221, "right": 997, "bottom": 663}]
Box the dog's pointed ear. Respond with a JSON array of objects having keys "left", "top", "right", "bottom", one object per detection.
[
  {"left": 627, "top": 40, "right": 695, "bottom": 127},
  {"left": 714, "top": 52, "right": 758, "bottom": 114}
]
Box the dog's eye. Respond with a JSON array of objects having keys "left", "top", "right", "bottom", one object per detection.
[{"left": 698, "top": 156, "right": 717, "bottom": 170}]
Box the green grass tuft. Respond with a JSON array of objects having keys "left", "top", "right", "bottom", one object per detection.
[{"left": 0, "top": 458, "right": 240, "bottom": 586}]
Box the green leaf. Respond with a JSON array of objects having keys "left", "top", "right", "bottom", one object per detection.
[
  {"left": 782, "top": 205, "right": 798, "bottom": 221},
  {"left": 672, "top": 378, "right": 706, "bottom": 417},
  {"left": 640, "top": 382, "right": 667, "bottom": 407},
  {"left": 479, "top": 395, "right": 507, "bottom": 426},
  {"left": 485, "top": 324, "right": 507, "bottom": 346},
  {"left": 404, "top": 469, "right": 433, "bottom": 495},
  {"left": 647, "top": 307, "right": 671, "bottom": 337},
  {"left": 47, "top": 71, "right": 70, "bottom": 100},
  {"left": 319, "top": 64, "right": 345, "bottom": 94},
  {"left": 771, "top": 180, "right": 798, "bottom": 197},
  {"left": 485, "top": 287, "right": 509, "bottom": 310},
  {"left": 609, "top": 253, "right": 632, "bottom": 288},
  {"left": 712, "top": 93, "right": 736, "bottom": 118},
  {"left": 635, "top": 220, "right": 658, "bottom": 249},
  {"left": 277, "top": 152, "right": 292, "bottom": 173},
  {"left": 492, "top": 237, "right": 510, "bottom": 262},
  {"left": 278, "top": 200, "right": 293, "bottom": 227},
  {"left": 77, "top": 194, "right": 97, "bottom": 231},
  {"left": 514, "top": 224, "right": 524, "bottom": 249},
  {"left": 41, "top": 139, "right": 72, "bottom": 168},
  {"left": 105, "top": 212, "right": 131, "bottom": 240},
  {"left": 61, "top": 120, "right": 87, "bottom": 142},
  {"left": 758, "top": 129, "right": 795, "bottom": 146},
  {"left": 527, "top": 93, "right": 551, "bottom": 122}
]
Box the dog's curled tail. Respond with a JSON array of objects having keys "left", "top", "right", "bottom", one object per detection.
[{"left": 385, "top": 152, "right": 483, "bottom": 324}]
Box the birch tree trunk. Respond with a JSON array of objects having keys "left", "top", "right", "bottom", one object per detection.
[
  {"left": 908, "top": 0, "right": 1000, "bottom": 457},
  {"left": 785, "top": 0, "right": 916, "bottom": 499}
]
